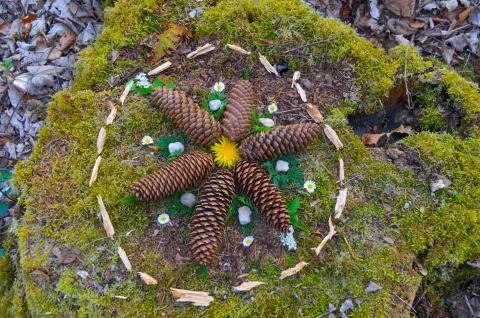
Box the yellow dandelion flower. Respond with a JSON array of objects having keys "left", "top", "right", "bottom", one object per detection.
[{"left": 211, "top": 136, "right": 241, "bottom": 169}]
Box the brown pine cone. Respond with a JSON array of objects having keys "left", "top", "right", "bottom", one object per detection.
[
  {"left": 151, "top": 87, "right": 222, "bottom": 146},
  {"left": 234, "top": 160, "right": 290, "bottom": 232},
  {"left": 240, "top": 123, "right": 320, "bottom": 162},
  {"left": 190, "top": 170, "right": 235, "bottom": 265},
  {"left": 221, "top": 80, "right": 254, "bottom": 142},
  {"left": 133, "top": 151, "right": 214, "bottom": 201}
]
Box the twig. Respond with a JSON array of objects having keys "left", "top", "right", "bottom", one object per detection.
[
  {"left": 464, "top": 295, "right": 475, "bottom": 316},
  {"left": 285, "top": 37, "right": 333, "bottom": 53},
  {"left": 404, "top": 37, "right": 413, "bottom": 110},
  {"left": 391, "top": 292, "right": 417, "bottom": 314},
  {"left": 342, "top": 234, "right": 362, "bottom": 261}
]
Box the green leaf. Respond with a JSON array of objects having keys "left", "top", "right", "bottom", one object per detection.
[
  {"left": 120, "top": 195, "right": 137, "bottom": 207},
  {"left": 0, "top": 202, "right": 9, "bottom": 217},
  {"left": 1, "top": 170, "right": 12, "bottom": 180},
  {"left": 165, "top": 83, "right": 177, "bottom": 89},
  {"left": 287, "top": 198, "right": 301, "bottom": 225},
  {"left": 196, "top": 265, "right": 209, "bottom": 279},
  {"left": 242, "top": 68, "right": 251, "bottom": 80},
  {"left": 151, "top": 78, "right": 165, "bottom": 88}
]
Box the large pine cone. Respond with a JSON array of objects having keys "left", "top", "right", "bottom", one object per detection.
[
  {"left": 221, "top": 80, "right": 254, "bottom": 142},
  {"left": 151, "top": 87, "right": 222, "bottom": 146},
  {"left": 240, "top": 123, "right": 320, "bottom": 162},
  {"left": 133, "top": 151, "right": 214, "bottom": 201},
  {"left": 234, "top": 160, "right": 290, "bottom": 232},
  {"left": 190, "top": 170, "right": 235, "bottom": 265}
]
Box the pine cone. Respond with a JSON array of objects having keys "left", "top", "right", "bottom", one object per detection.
[
  {"left": 133, "top": 151, "right": 214, "bottom": 201},
  {"left": 151, "top": 87, "right": 222, "bottom": 146},
  {"left": 234, "top": 160, "right": 290, "bottom": 232},
  {"left": 240, "top": 123, "right": 320, "bottom": 162},
  {"left": 221, "top": 80, "right": 254, "bottom": 142},
  {"left": 190, "top": 170, "right": 235, "bottom": 265}
]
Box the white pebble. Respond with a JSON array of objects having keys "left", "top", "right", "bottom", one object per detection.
[
  {"left": 238, "top": 206, "right": 252, "bottom": 225},
  {"left": 259, "top": 118, "right": 274, "bottom": 127},
  {"left": 168, "top": 142, "right": 184, "bottom": 155},
  {"left": 180, "top": 192, "right": 196, "bottom": 208},
  {"left": 275, "top": 160, "right": 289, "bottom": 172},
  {"left": 209, "top": 99, "right": 222, "bottom": 111}
]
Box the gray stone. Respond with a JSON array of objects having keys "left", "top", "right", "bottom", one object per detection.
[{"left": 365, "top": 281, "right": 383, "bottom": 293}]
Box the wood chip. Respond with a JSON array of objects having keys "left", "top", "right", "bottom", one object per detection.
[
  {"left": 313, "top": 216, "right": 336, "bottom": 255},
  {"left": 147, "top": 61, "right": 172, "bottom": 76},
  {"left": 119, "top": 81, "right": 134, "bottom": 105},
  {"left": 170, "top": 288, "right": 214, "bottom": 307},
  {"left": 291, "top": 71, "right": 301, "bottom": 88},
  {"left": 117, "top": 246, "right": 132, "bottom": 272},
  {"left": 187, "top": 43, "right": 216, "bottom": 59},
  {"left": 97, "top": 127, "right": 106, "bottom": 155},
  {"left": 105, "top": 105, "right": 117, "bottom": 125},
  {"left": 233, "top": 281, "right": 265, "bottom": 292},
  {"left": 226, "top": 44, "right": 251, "bottom": 55},
  {"left": 259, "top": 54, "right": 279, "bottom": 77},
  {"left": 334, "top": 188, "right": 348, "bottom": 219},
  {"left": 338, "top": 158, "right": 345, "bottom": 186},
  {"left": 306, "top": 103, "right": 324, "bottom": 123},
  {"left": 279, "top": 261, "right": 309, "bottom": 279},
  {"left": 89, "top": 156, "right": 102, "bottom": 187},
  {"left": 97, "top": 195, "right": 115, "bottom": 239},
  {"left": 323, "top": 124, "right": 344, "bottom": 150},
  {"left": 137, "top": 272, "right": 158, "bottom": 285},
  {"left": 114, "top": 295, "right": 128, "bottom": 300},
  {"left": 295, "top": 83, "right": 307, "bottom": 102}
]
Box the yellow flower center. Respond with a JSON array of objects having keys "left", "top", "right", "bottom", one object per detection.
[
  {"left": 245, "top": 239, "right": 251, "bottom": 244},
  {"left": 307, "top": 184, "right": 313, "bottom": 189},
  {"left": 161, "top": 216, "right": 167, "bottom": 221},
  {"left": 211, "top": 136, "right": 241, "bottom": 169}
]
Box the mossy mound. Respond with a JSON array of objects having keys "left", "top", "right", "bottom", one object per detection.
[{"left": 1, "top": 0, "right": 479, "bottom": 317}]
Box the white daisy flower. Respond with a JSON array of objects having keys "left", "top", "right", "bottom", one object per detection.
[
  {"left": 242, "top": 236, "right": 254, "bottom": 247},
  {"left": 135, "top": 72, "right": 147, "bottom": 81},
  {"left": 304, "top": 180, "right": 316, "bottom": 193},
  {"left": 157, "top": 213, "right": 170, "bottom": 225},
  {"left": 213, "top": 82, "right": 225, "bottom": 92},
  {"left": 267, "top": 103, "right": 278, "bottom": 113},
  {"left": 141, "top": 135, "right": 154, "bottom": 145}
]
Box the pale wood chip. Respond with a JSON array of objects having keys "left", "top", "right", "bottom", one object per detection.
[
  {"left": 291, "top": 71, "right": 301, "bottom": 88},
  {"left": 137, "top": 272, "right": 158, "bottom": 285},
  {"left": 105, "top": 105, "right": 117, "bottom": 125},
  {"left": 119, "top": 81, "right": 134, "bottom": 105},
  {"left": 114, "top": 295, "right": 128, "bottom": 300},
  {"left": 279, "top": 261, "right": 309, "bottom": 279},
  {"left": 306, "top": 103, "right": 324, "bottom": 123},
  {"left": 338, "top": 158, "right": 345, "bottom": 186},
  {"left": 97, "top": 127, "right": 106, "bottom": 155},
  {"left": 97, "top": 195, "right": 115, "bottom": 239},
  {"left": 334, "top": 188, "right": 348, "bottom": 219},
  {"left": 312, "top": 216, "right": 336, "bottom": 255},
  {"left": 117, "top": 246, "right": 132, "bottom": 271},
  {"left": 259, "top": 54, "right": 279, "bottom": 77},
  {"left": 295, "top": 83, "right": 307, "bottom": 102},
  {"left": 233, "top": 281, "right": 265, "bottom": 292},
  {"left": 147, "top": 61, "right": 172, "bottom": 76},
  {"left": 170, "top": 288, "right": 214, "bottom": 307},
  {"left": 226, "top": 44, "right": 251, "bottom": 55},
  {"left": 89, "top": 156, "right": 102, "bottom": 187},
  {"left": 323, "top": 124, "right": 344, "bottom": 150},
  {"left": 187, "top": 43, "right": 216, "bottom": 59}
]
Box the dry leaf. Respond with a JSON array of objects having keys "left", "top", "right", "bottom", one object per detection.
[
  {"left": 118, "top": 246, "right": 132, "bottom": 272},
  {"left": 291, "top": 71, "right": 301, "bottom": 88},
  {"left": 306, "top": 103, "right": 324, "bottom": 123},
  {"left": 313, "top": 216, "right": 336, "bottom": 255},
  {"left": 58, "top": 29, "right": 77, "bottom": 51},
  {"left": 21, "top": 13, "right": 38, "bottom": 24},
  {"left": 119, "top": 81, "right": 134, "bottom": 105},
  {"left": 458, "top": 6, "right": 474, "bottom": 24},
  {"left": 323, "top": 124, "right": 344, "bottom": 150},
  {"left": 106, "top": 104, "right": 117, "bottom": 125},
  {"left": 361, "top": 133, "right": 388, "bottom": 146},
  {"left": 89, "top": 156, "right": 102, "bottom": 187},
  {"left": 97, "top": 195, "right": 115, "bottom": 239},
  {"left": 148, "top": 61, "right": 172, "bottom": 76},
  {"left": 259, "top": 54, "right": 280, "bottom": 77},
  {"left": 295, "top": 83, "right": 307, "bottom": 102},
  {"left": 0, "top": 21, "right": 12, "bottom": 36},
  {"left": 171, "top": 288, "right": 214, "bottom": 307},
  {"left": 334, "top": 188, "right": 348, "bottom": 219},
  {"left": 338, "top": 158, "right": 344, "bottom": 185},
  {"left": 97, "top": 127, "right": 106, "bottom": 155},
  {"left": 408, "top": 19, "right": 426, "bottom": 29},
  {"left": 47, "top": 48, "right": 62, "bottom": 61},
  {"left": 187, "top": 43, "right": 216, "bottom": 59},
  {"left": 226, "top": 44, "right": 251, "bottom": 55},
  {"left": 137, "top": 272, "right": 158, "bottom": 285},
  {"left": 279, "top": 261, "right": 309, "bottom": 279},
  {"left": 233, "top": 281, "right": 265, "bottom": 292},
  {"left": 391, "top": 124, "right": 414, "bottom": 135}
]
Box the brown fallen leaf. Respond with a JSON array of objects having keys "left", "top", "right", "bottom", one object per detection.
[
  {"left": 117, "top": 246, "right": 132, "bottom": 272},
  {"left": 361, "top": 133, "right": 388, "bottom": 146},
  {"left": 295, "top": 83, "right": 307, "bottom": 102},
  {"left": 97, "top": 127, "right": 106, "bottom": 155},
  {"left": 226, "top": 44, "right": 251, "bottom": 55},
  {"left": 89, "top": 156, "right": 102, "bottom": 187},
  {"left": 408, "top": 19, "right": 426, "bottom": 29},
  {"left": 187, "top": 43, "right": 216, "bottom": 59},
  {"left": 47, "top": 48, "right": 62, "bottom": 61},
  {"left": 323, "top": 124, "right": 344, "bottom": 150},
  {"left": 306, "top": 103, "right": 324, "bottom": 123},
  {"left": 152, "top": 23, "right": 191, "bottom": 63},
  {"left": 313, "top": 216, "right": 336, "bottom": 255},
  {"left": 22, "top": 22, "right": 32, "bottom": 39},
  {"left": 58, "top": 29, "right": 77, "bottom": 51},
  {"left": 279, "top": 261, "right": 309, "bottom": 279},
  {"left": 0, "top": 21, "right": 11, "bottom": 36},
  {"left": 148, "top": 61, "right": 172, "bottom": 76},
  {"left": 97, "top": 195, "right": 115, "bottom": 239},
  {"left": 233, "top": 281, "right": 265, "bottom": 292},
  {"left": 171, "top": 288, "right": 214, "bottom": 307},
  {"left": 334, "top": 188, "right": 348, "bottom": 219},
  {"left": 137, "top": 272, "right": 158, "bottom": 285},
  {"left": 119, "top": 81, "right": 134, "bottom": 105},
  {"left": 53, "top": 246, "right": 82, "bottom": 265},
  {"left": 21, "top": 13, "right": 37, "bottom": 24},
  {"left": 259, "top": 38, "right": 276, "bottom": 45},
  {"left": 259, "top": 54, "right": 280, "bottom": 77},
  {"left": 458, "top": 6, "right": 474, "bottom": 24}
]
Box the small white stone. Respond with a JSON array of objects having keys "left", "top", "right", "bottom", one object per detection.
[
  {"left": 275, "top": 160, "right": 289, "bottom": 172},
  {"left": 180, "top": 193, "right": 196, "bottom": 208},
  {"left": 168, "top": 142, "right": 184, "bottom": 155},
  {"left": 259, "top": 118, "right": 274, "bottom": 127},
  {"left": 76, "top": 270, "right": 89, "bottom": 279},
  {"left": 238, "top": 206, "right": 252, "bottom": 225},
  {"left": 209, "top": 99, "right": 222, "bottom": 111}
]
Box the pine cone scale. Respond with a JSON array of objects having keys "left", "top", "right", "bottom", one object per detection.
[{"left": 221, "top": 80, "right": 254, "bottom": 142}]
